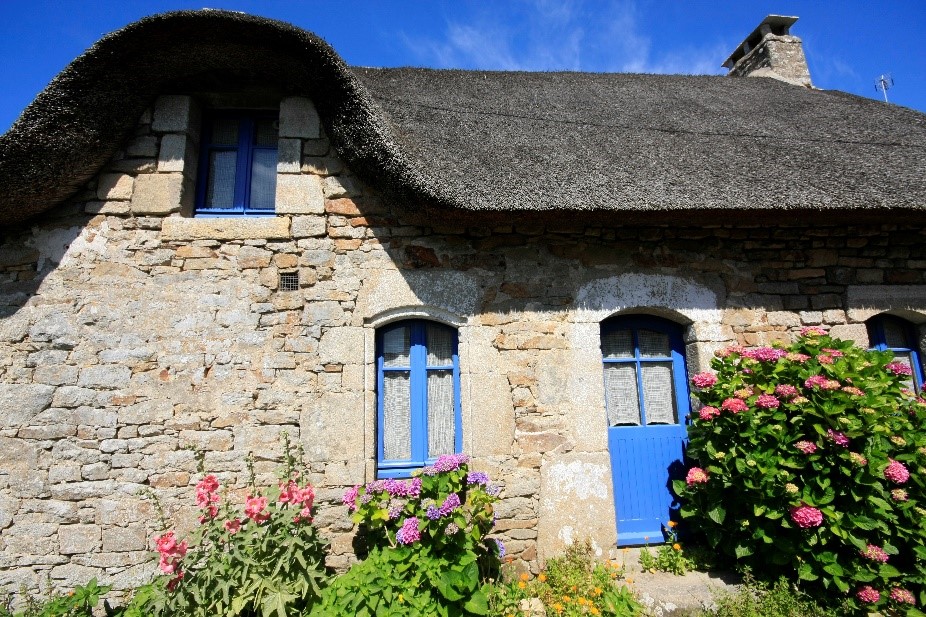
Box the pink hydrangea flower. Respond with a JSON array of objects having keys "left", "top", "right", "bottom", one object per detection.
[
  {"left": 890, "top": 588, "right": 916, "bottom": 605},
  {"left": 786, "top": 353, "right": 810, "bottom": 363},
  {"left": 715, "top": 345, "right": 747, "bottom": 358},
  {"left": 826, "top": 429, "right": 850, "bottom": 448},
  {"left": 698, "top": 406, "right": 720, "bottom": 421},
  {"left": 746, "top": 347, "right": 787, "bottom": 362},
  {"left": 856, "top": 586, "right": 880, "bottom": 604},
  {"left": 795, "top": 440, "right": 817, "bottom": 454},
  {"left": 691, "top": 372, "right": 718, "bottom": 388},
  {"left": 224, "top": 518, "right": 241, "bottom": 534},
  {"left": 849, "top": 452, "right": 868, "bottom": 467},
  {"left": 721, "top": 398, "right": 748, "bottom": 413},
  {"left": 755, "top": 394, "right": 780, "bottom": 409},
  {"left": 884, "top": 459, "right": 910, "bottom": 484},
  {"left": 800, "top": 326, "right": 827, "bottom": 337},
  {"left": 860, "top": 545, "right": 889, "bottom": 563},
  {"left": 817, "top": 354, "right": 835, "bottom": 365},
  {"left": 244, "top": 495, "right": 270, "bottom": 524},
  {"left": 821, "top": 348, "right": 844, "bottom": 357},
  {"left": 891, "top": 488, "right": 908, "bottom": 502},
  {"left": 685, "top": 467, "right": 709, "bottom": 486},
  {"left": 841, "top": 386, "right": 865, "bottom": 396},
  {"left": 342, "top": 486, "right": 359, "bottom": 512},
  {"left": 396, "top": 517, "right": 421, "bottom": 544},
  {"left": 734, "top": 387, "right": 754, "bottom": 399},
  {"left": 886, "top": 362, "right": 913, "bottom": 376},
  {"left": 804, "top": 375, "right": 840, "bottom": 390},
  {"left": 789, "top": 504, "right": 823, "bottom": 528},
  {"left": 775, "top": 384, "right": 798, "bottom": 399}
]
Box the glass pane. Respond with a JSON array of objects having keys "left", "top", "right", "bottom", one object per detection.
[
  {"left": 211, "top": 117, "right": 239, "bottom": 145},
  {"left": 427, "top": 370, "right": 455, "bottom": 456},
  {"left": 893, "top": 352, "right": 917, "bottom": 391},
  {"left": 604, "top": 364, "right": 641, "bottom": 426},
  {"left": 383, "top": 371, "right": 411, "bottom": 460},
  {"left": 641, "top": 362, "right": 677, "bottom": 424},
  {"left": 383, "top": 327, "right": 410, "bottom": 367},
  {"left": 254, "top": 117, "right": 278, "bottom": 146},
  {"left": 204, "top": 150, "right": 237, "bottom": 208},
  {"left": 883, "top": 320, "right": 911, "bottom": 349},
  {"left": 639, "top": 330, "right": 670, "bottom": 358},
  {"left": 426, "top": 323, "right": 454, "bottom": 366},
  {"left": 602, "top": 330, "right": 634, "bottom": 359},
  {"left": 249, "top": 149, "right": 277, "bottom": 210}
]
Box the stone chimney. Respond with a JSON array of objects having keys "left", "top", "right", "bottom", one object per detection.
[{"left": 723, "top": 15, "right": 812, "bottom": 87}]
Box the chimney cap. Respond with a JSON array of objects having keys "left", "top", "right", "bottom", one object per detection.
[{"left": 723, "top": 15, "right": 799, "bottom": 69}]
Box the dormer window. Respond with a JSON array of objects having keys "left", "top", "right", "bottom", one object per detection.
[{"left": 195, "top": 111, "right": 278, "bottom": 216}]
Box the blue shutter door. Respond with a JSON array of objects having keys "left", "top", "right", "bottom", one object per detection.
[{"left": 603, "top": 317, "right": 689, "bottom": 546}]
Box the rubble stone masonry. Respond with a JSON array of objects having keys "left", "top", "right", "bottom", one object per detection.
[{"left": 0, "top": 96, "right": 924, "bottom": 594}]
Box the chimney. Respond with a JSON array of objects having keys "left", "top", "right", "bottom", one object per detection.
[{"left": 723, "top": 15, "right": 812, "bottom": 87}]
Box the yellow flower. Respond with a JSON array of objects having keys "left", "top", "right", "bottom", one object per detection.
[
  {"left": 626, "top": 577, "right": 634, "bottom": 584},
  {"left": 673, "top": 543, "right": 682, "bottom": 551},
  {"left": 518, "top": 581, "right": 526, "bottom": 590},
  {"left": 593, "top": 587, "right": 602, "bottom": 596},
  {"left": 577, "top": 597, "right": 586, "bottom": 605},
  {"left": 667, "top": 520, "right": 678, "bottom": 528},
  {"left": 519, "top": 572, "right": 530, "bottom": 582},
  {"left": 552, "top": 603, "right": 563, "bottom": 613},
  {"left": 398, "top": 594, "right": 404, "bottom": 603},
  {"left": 563, "top": 595, "right": 571, "bottom": 603},
  {"left": 538, "top": 573, "right": 547, "bottom": 582},
  {"left": 590, "top": 607, "right": 601, "bottom": 616}
]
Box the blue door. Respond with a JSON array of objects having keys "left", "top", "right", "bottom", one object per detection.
[{"left": 601, "top": 316, "right": 689, "bottom": 546}]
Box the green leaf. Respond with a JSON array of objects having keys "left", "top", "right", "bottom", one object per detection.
[
  {"left": 734, "top": 544, "right": 753, "bottom": 559},
  {"left": 707, "top": 505, "right": 726, "bottom": 525},
  {"left": 880, "top": 564, "right": 902, "bottom": 578},
  {"left": 797, "top": 563, "right": 819, "bottom": 581},
  {"left": 462, "top": 590, "right": 489, "bottom": 615}
]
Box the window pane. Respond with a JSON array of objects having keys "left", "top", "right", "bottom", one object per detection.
[
  {"left": 639, "top": 330, "right": 670, "bottom": 358},
  {"left": 249, "top": 149, "right": 277, "bottom": 210},
  {"left": 211, "top": 117, "right": 239, "bottom": 145},
  {"left": 204, "top": 150, "right": 237, "bottom": 208},
  {"left": 893, "top": 352, "right": 917, "bottom": 391},
  {"left": 428, "top": 370, "right": 455, "bottom": 456},
  {"left": 604, "top": 364, "right": 641, "bottom": 425},
  {"left": 426, "top": 323, "right": 454, "bottom": 366},
  {"left": 383, "top": 371, "right": 411, "bottom": 460},
  {"left": 383, "top": 326, "right": 410, "bottom": 367},
  {"left": 641, "top": 362, "right": 677, "bottom": 424},
  {"left": 883, "top": 320, "right": 911, "bottom": 349},
  {"left": 602, "top": 330, "right": 634, "bottom": 358},
  {"left": 254, "top": 117, "right": 278, "bottom": 146}
]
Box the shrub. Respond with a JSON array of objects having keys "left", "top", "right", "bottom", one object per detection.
[
  {"left": 702, "top": 572, "right": 840, "bottom": 617},
  {"left": 311, "top": 454, "right": 501, "bottom": 616},
  {"left": 486, "top": 539, "right": 641, "bottom": 616},
  {"left": 0, "top": 579, "right": 110, "bottom": 617},
  {"left": 139, "top": 439, "right": 329, "bottom": 617},
  {"left": 677, "top": 328, "right": 926, "bottom": 613}
]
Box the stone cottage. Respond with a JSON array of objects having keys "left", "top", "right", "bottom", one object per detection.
[{"left": 0, "top": 11, "right": 924, "bottom": 594}]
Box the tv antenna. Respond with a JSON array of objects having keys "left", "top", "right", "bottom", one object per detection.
[{"left": 875, "top": 73, "right": 894, "bottom": 103}]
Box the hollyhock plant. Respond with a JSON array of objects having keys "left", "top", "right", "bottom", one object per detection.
[{"left": 678, "top": 330, "right": 926, "bottom": 611}]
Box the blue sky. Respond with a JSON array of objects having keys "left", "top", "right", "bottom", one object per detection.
[{"left": 1, "top": 0, "right": 925, "bottom": 132}]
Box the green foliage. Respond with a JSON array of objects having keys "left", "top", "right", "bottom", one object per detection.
[
  {"left": 486, "top": 539, "right": 642, "bottom": 616},
  {"left": 638, "top": 524, "right": 692, "bottom": 576},
  {"left": 312, "top": 455, "right": 500, "bottom": 616},
  {"left": 139, "top": 438, "right": 330, "bottom": 617},
  {"left": 678, "top": 329, "right": 926, "bottom": 613},
  {"left": 0, "top": 579, "right": 109, "bottom": 617},
  {"left": 702, "top": 573, "right": 841, "bottom": 617}
]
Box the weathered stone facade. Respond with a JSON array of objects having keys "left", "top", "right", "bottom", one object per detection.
[{"left": 1, "top": 94, "right": 925, "bottom": 594}]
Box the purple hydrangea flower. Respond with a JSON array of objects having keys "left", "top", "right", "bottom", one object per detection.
[
  {"left": 486, "top": 485, "right": 502, "bottom": 496},
  {"left": 495, "top": 538, "right": 506, "bottom": 558},
  {"left": 426, "top": 505, "right": 441, "bottom": 520},
  {"left": 396, "top": 517, "right": 421, "bottom": 545},
  {"left": 467, "top": 471, "right": 490, "bottom": 486},
  {"left": 438, "top": 493, "right": 462, "bottom": 516},
  {"left": 342, "top": 486, "right": 359, "bottom": 512}
]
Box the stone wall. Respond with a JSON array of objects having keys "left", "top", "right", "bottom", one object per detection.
[{"left": 1, "top": 95, "right": 925, "bottom": 594}]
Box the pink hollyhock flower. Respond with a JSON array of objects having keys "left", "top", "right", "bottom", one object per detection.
[
  {"left": 860, "top": 545, "right": 889, "bottom": 563},
  {"left": 795, "top": 440, "right": 817, "bottom": 454},
  {"left": 891, "top": 488, "right": 908, "bottom": 502},
  {"left": 698, "top": 406, "right": 720, "bottom": 421},
  {"left": 884, "top": 459, "right": 910, "bottom": 484},
  {"left": 396, "top": 517, "right": 421, "bottom": 545},
  {"left": 827, "top": 429, "right": 850, "bottom": 447},
  {"left": 154, "top": 531, "right": 188, "bottom": 574},
  {"left": 167, "top": 571, "right": 185, "bottom": 591},
  {"left": 775, "top": 384, "right": 798, "bottom": 399},
  {"left": 856, "top": 586, "right": 880, "bottom": 604},
  {"left": 224, "top": 518, "right": 241, "bottom": 534},
  {"left": 244, "top": 495, "right": 270, "bottom": 523},
  {"left": 155, "top": 531, "right": 178, "bottom": 555},
  {"left": 886, "top": 362, "right": 913, "bottom": 376},
  {"left": 721, "top": 398, "right": 748, "bottom": 413},
  {"left": 691, "top": 372, "right": 717, "bottom": 388},
  {"left": 686, "top": 467, "right": 709, "bottom": 486},
  {"left": 755, "top": 394, "right": 780, "bottom": 409},
  {"left": 789, "top": 504, "right": 823, "bottom": 528},
  {"left": 800, "top": 326, "right": 827, "bottom": 337},
  {"left": 197, "top": 474, "right": 219, "bottom": 494},
  {"left": 890, "top": 588, "right": 916, "bottom": 605}
]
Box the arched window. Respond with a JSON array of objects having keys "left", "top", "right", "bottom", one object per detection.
[
  {"left": 376, "top": 320, "right": 461, "bottom": 477},
  {"left": 867, "top": 315, "right": 924, "bottom": 392},
  {"left": 600, "top": 315, "right": 689, "bottom": 426}
]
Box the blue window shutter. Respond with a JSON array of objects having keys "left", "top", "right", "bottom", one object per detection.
[
  {"left": 867, "top": 315, "right": 924, "bottom": 392},
  {"left": 376, "top": 320, "right": 461, "bottom": 478},
  {"left": 195, "top": 111, "right": 278, "bottom": 217}
]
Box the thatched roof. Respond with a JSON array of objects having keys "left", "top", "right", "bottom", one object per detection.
[{"left": 2, "top": 10, "right": 925, "bottom": 226}]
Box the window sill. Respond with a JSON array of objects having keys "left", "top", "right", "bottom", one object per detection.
[{"left": 161, "top": 216, "right": 291, "bottom": 241}]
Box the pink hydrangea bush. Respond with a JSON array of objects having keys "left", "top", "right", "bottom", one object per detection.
[
  {"left": 141, "top": 439, "right": 329, "bottom": 617},
  {"left": 676, "top": 331, "right": 926, "bottom": 612}
]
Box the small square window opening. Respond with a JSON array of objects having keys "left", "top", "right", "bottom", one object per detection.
[{"left": 279, "top": 272, "right": 300, "bottom": 291}]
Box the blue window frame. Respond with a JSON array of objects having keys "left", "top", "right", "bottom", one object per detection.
[
  {"left": 600, "top": 315, "right": 689, "bottom": 427},
  {"left": 376, "top": 320, "right": 462, "bottom": 478},
  {"left": 195, "top": 111, "right": 278, "bottom": 216},
  {"left": 867, "top": 315, "right": 924, "bottom": 392}
]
